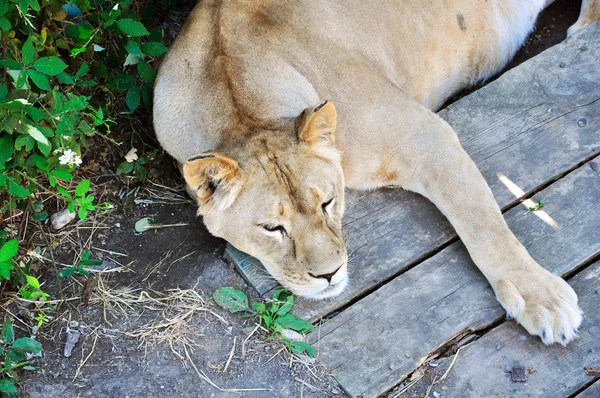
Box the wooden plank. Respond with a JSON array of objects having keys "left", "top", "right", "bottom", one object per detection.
[
  {"left": 312, "top": 156, "right": 600, "bottom": 398},
  {"left": 576, "top": 380, "right": 600, "bottom": 397},
  {"left": 403, "top": 261, "right": 600, "bottom": 398},
  {"left": 228, "top": 22, "right": 600, "bottom": 320}
]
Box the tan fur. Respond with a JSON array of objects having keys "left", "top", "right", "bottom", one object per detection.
[{"left": 154, "top": 0, "right": 596, "bottom": 344}]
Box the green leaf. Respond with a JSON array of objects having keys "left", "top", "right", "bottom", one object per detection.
[
  {"left": 252, "top": 302, "right": 266, "bottom": 314},
  {"left": 14, "top": 135, "right": 33, "bottom": 152},
  {"left": 126, "top": 86, "right": 140, "bottom": 113},
  {"left": 141, "top": 41, "right": 168, "bottom": 57},
  {"left": 56, "top": 185, "right": 73, "bottom": 200},
  {"left": 116, "top": 161, "right": 133, "bottom": 175},
  {"left": 12, "top": 337, "right": 43, "bottom": 353},
  {"left": 22, "top": 37, "right": 36, "bottom": 65},
  {"left": 0, "top": 379, "right": 17, "bottom": 394},
  {"left": 117, "top": 18, "right": 150, "bottom": 37},
  {"left": 2, "top": 318, "right": 14, "bottom": 344},
  {"left": 213, "top": 287, "right": 249, "bottom": 313},
  {"left": 59, "top": 267, "right": 75, "bottom": 278},
  {"left": 287, "top": 341, "right": 314, "bottom": 357},
  {"left": 32, "top": 154, "right": 48, "bottom": 171},
  {"left": 51, "top": 169, "right": 73, "bottom": 180},
  {"left": 276, "top": 294, "right": 294, "bottom": 317},
  {"left": 0, "top": 1, "right": 9, "bottom": 17},
  {"left": 0, "top": 239, "right": 16, "bottom": 262},
  {"left": 75, "top": 63, "right": 89, "bottom": 79},
  {"left": 0, "top": 260, "right": 13, "bottom": 280},
  {"left": 8, "top": 177, "right": 31, "bottom": 198},
  {"left": 34, "top": 56, "right": 68, "bottom": 76},
  {"left": 25, "top": 124, "right": 49, "bottom": 145},
  {"left": 125, "top": 41, "right": 142, "bottom": 57},
  {"left": 75, "top": 179, "right": 90, "bottom": 196},
  {"left": 0, "top": 17, "right": 11, "bottom": 31},
  {"left": 78, "top": 206, "right": 88, "bottom": 220},
  {"left": 274, "top": 314, "right": 314, "bottom": 334},
  {"left": 137, "top": 60, "right": 157, "bottom": 84},
  {"left": 26, "top": 274, "right": 40, "bottom": 289},
  {"left": 0, "top": 134, "right": 14, "bottom": 166},
  {"left": 0, "top": 59, "right": 22, "bottom": 69},
  {"left": 56, "top": 71, "right": 74, "bottom": 85},
  {"left": 0, "top": 83, "right": 7, "bottom": 100},
  {"left": 27, "top": 69, "right": 51, "bottom": 90}
]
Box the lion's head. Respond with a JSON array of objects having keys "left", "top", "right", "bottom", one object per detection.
[{"left": 183, "top": 102, "right": 348, "bottom": 299}]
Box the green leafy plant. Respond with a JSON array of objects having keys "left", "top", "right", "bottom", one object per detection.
[
  {"left": 18, "top": 275, "right": 49, "bottom": 301},
  {"left": 0, "top": 319, "right": 43, "bottom": 394},
  {"left": 213, "top": 287, "right": 315, "bottom": 356},
  {"left": 58, "top": 250, "right": 102, "bottom": 277},
  {"left": 57, "top": 179, "right": 95, "bottom": 220}
]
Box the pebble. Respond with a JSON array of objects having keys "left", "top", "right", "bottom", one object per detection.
[
  {"left": 433, "top": 392, "right": 440, "bottom": 398},
  {"left": 405, "top": 353, "right": 411, "bottom": 358},
  {"left": 495, "top": 344, "right": 502, "bottom": 350},
  {"left": 577, "top": 118, "right": 587, "bottom": 127},
  {"left": 50, "top": 209, "right": 76, "bottom": 230},
  {"left": 429, "top": 360, "right": 439, "bottom": 368}
]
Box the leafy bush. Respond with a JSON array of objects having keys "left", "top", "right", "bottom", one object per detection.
[
  {"left": 0, "top": 0, "right": 174, "bottom": 391},
  {"left": 0, "top": 319, "right": 43, "bottom": 394}
]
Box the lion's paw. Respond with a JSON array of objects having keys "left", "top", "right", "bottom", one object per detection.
[{"left": 494, "top": 271, "right": 582, "bottom": 346}]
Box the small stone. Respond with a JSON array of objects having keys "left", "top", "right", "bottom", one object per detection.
[
  {"left": 405, "top": 353, "right": 411, "bottom": 358},
  {"left": 64, "top": 328, "right": 81, "bottom": 357},
  {"left": 577, "top": 118, "right": 587, "bottom": 127},
  {"left": 432, "top": 392, "right": 440, "bottom": 398},
  {"left": 429, "top": 360, "right": 439, "bottom": 368},
  {"left": 495, "top": 344, "right": 502, "bottom": 351},
  {"left": 520, "top": 335, "right": 527, "bottom": 341},
  {"left": 510, "top": 365, "right": 528, "bottom": 383},
  {"left": 280, "top": 328, "right": 304, "bottom": 342},
  {"left": 51, "top": 209, "right": 76, "bottom": 230},
  {"left": 389, "top": 361, "right": 401, "bottom": 371}
]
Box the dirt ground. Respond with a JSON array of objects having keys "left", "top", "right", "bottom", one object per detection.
[{"left": 14, "top": 1, "right": 581, "bottom": 397}]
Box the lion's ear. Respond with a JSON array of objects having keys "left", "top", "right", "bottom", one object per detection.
[
  {"left": 183, "top": 152, "right": 243, "bottom": 213},
  {"left": 298, "top": 101, "right": 337, "bottom": 146}
]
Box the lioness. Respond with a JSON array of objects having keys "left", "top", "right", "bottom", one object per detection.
[{"left": 154, "top": 0, "right": 599, "bottom": 345}]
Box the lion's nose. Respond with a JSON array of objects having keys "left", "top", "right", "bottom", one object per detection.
[{"left": 309, "top": 264, "right": 343, "bottom": 283}]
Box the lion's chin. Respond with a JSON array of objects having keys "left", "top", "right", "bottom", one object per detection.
[{"left": 301, "top": 274, "right": 349, "bottom": 300}]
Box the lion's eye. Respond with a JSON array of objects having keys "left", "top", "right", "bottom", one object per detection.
[
  {"left": 261, "top": 224, "right": 287, "bottom": 237},
  {"left": 322, "top": 197, "right": 335, "bottom": 214}
]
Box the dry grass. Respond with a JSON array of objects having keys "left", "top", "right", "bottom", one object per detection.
[{"left": 91, "top": 276, "right": 227, "bottom": 359}]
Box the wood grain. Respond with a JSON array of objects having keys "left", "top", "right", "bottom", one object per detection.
[{"left": 405, "top": 262, "right": 600, "bottom": 398}]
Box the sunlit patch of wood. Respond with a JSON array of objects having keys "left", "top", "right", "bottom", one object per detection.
[{"left": 497, "top": 172, "right": 558, "bottom": 229}]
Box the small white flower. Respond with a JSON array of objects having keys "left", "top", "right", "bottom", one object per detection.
[{"left": 59, "top": 149, "right": 82, "bottom": 167}]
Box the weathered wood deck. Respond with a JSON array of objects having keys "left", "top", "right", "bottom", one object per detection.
[{"left": 227, "top": 22, "right": 600, "bottom": 397}]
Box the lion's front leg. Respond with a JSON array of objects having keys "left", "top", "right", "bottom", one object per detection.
[
  {"left": 341, "top": 93, "right": 583, "bottom": 345},
  {"left": 568, "top": 0, "right": 600, "bottom": 37},
  {"left": 396, "top": 114, "right": 582, "bottom": 345}
]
